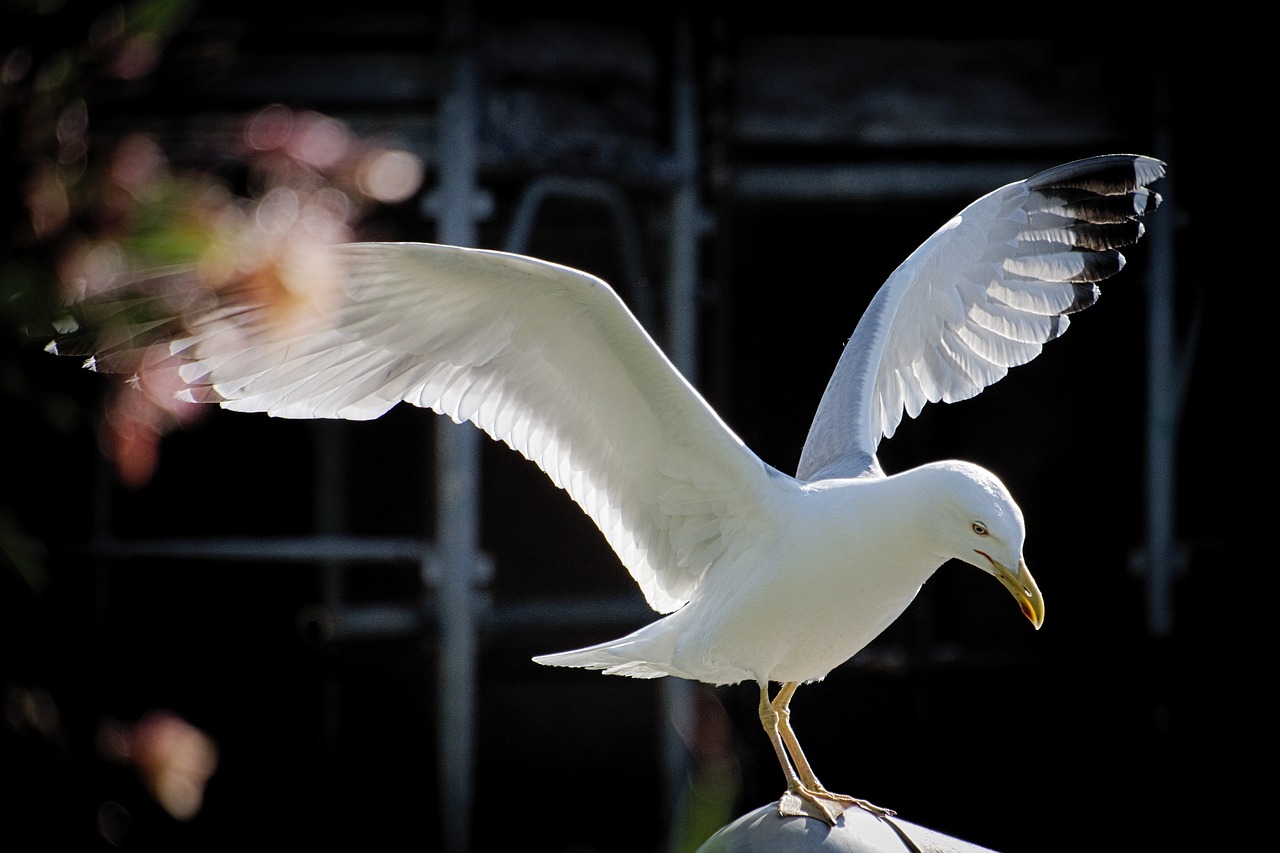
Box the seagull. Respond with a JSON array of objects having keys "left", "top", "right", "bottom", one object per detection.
[{"left": 50, "top": 153, "right": 1165, "bottom": 825}]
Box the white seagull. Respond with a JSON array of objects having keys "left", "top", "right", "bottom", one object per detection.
[{"left": 51, "top": 153, "right": 1165, "bottom": 824}]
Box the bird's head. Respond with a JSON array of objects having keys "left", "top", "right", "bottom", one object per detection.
[{"left": 931, "top": 461, "right": 1044, "bottom": 630}]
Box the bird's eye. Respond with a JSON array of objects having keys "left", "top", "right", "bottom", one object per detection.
[{"left": 971, "top": 522, "right": 988, "bottom": 536}]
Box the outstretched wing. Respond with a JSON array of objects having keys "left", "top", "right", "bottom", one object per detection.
[
  {"left": 50, "top": 242, "right": 781, "bottom": 613},
  {"left": 796, "top": 154, "right": 1165, "bottom": 482}
]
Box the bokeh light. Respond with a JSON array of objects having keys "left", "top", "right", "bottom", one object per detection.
[
  {"left": 359, "top": 148, "right": 425, "bottom": 204},
  {"left": 97, "top": 710, "right": 219, "bottom": 822}
]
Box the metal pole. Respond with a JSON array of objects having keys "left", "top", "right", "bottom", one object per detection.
[
  {"left": 434, "top": 0, "right": 482, "bottom": 848},
  {"left": 663, "top": 12, "right": 702, "bottom": 837},
  {"left": 315, "top": 421, "right": 347, "bottom": 755},
  {"left": 666, "top": 15, "right": 702, "bottom": 379},
  {"left": 1143, "top": 118, "right": 1181, "bottom": 638}
]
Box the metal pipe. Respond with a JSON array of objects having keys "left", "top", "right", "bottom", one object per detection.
[
  {"left": 80, "top": 535, "right": 431, "bottom": 562},
  {"left": 662, "top": 14, "right": 702, "bottom": 837},
  {"left": 1142, "top": 122, "right": 1183, "bottom": 638},
  {"left": 504, "top": 175, "right": 655, "bottom": 325},
  {"left": 433, "top": 1, "right": 483, "bottom": 848},
  {"left": 298, "top": 595, "right": 652, "bottom": 644},
  {"left": 733, "top": 161, "right": 1044, "bottom": 204}
]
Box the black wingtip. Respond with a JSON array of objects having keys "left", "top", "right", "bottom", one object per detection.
[{"left": 1026, "top": 154, "right": 1166, "bottom": 195}]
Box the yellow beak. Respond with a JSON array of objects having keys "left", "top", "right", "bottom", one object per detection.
[{"left": 992, "top": 558, "right": 1044, "bottom": 630}]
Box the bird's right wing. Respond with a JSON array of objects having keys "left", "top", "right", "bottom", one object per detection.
[
  {"left": 796, "top": 154, "right": 1165, "bottom": 482},
  {"left": 50, "top": 242, "right": 782, "bottom": 614}
]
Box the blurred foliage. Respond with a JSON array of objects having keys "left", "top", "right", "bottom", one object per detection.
[
  {"left": 3, "top": 0, "right": 203, "bottom": 591},
  {"left": 2, "top": 0, "right": 197, "bottom": 325},
  {"left": 2, "top": 1, "right": 423, "bottom": 837},
  {"left": 2, "top": 0, "right": 424, "bottom": 495}
]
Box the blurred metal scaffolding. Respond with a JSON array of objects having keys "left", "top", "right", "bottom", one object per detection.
[
  {"left": 84, "top": 3, "right": 709, "bottom": 850},
  {"left": 75, "top": 5, "right": 1182, "bottom": 851}
]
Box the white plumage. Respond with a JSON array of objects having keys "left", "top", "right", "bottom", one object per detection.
[{"left": 51, "top": 153, "right": 1165, "bottom": 824}]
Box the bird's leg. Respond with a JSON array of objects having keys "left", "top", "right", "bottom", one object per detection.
[
  {"left": 758, "top": 683, "right": 842, "bottom": 824},
  {"left": 768, "top": 682, "right": 895, "bottom": 821},
  {"left": 771, "top": 682, "right": 828, "bottom": 794}
]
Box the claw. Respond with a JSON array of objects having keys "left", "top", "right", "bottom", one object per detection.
[
  {"left": 813, "top": 788, "right": 895, "bottom": 818},
  {"left": 777, "top": 785, "right": 894, "bottom": 826}
]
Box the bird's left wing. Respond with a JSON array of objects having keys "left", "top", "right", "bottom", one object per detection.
[
  {"left": 796, "top": 154, "right": 1165, "bottom": 482},
  {"left": 50, "top": 242, "right": 780, "bottom": 614}
]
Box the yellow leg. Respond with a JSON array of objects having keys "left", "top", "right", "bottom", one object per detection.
[
  {"left": 759, "top": 681, "right": 894, "bottom": 825},
  {"left": 757, "top": 682, "right": 801, "bottom": 789}
]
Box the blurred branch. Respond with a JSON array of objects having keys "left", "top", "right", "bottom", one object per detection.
[
  {"left": 2, "top": 6, "right": 423, "bottom": 835},
  {"left": 4, "top": 0, "right": 424, "bottom": 487}
]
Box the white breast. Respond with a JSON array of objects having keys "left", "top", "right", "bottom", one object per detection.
[{"left": 667, "top": 477, "right": 944, "bottom": 684}]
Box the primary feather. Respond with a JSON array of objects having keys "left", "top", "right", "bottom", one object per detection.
[{"left": 796, "top": 153, "right": 1164, "bottom": 481}]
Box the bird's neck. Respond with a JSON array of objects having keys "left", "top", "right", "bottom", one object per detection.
[{"left": 798, "top": 470, "right": 956, "bottom": 578}]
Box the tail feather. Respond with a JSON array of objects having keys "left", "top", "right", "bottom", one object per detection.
[{"left": 532, "top": 628, "right": 677, "bottom": 679}]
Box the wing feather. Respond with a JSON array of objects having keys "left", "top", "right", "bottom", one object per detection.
[
  {"left": 54, "top": 242, "right": 783, "bottom": 614},
  {"left": 797, "top": 154, "right": 1164, "bottom": 481}
]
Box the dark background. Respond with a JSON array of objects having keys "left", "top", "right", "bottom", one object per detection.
[{"left": 3, "top": 3, "right": 1229, "bottom": 852}]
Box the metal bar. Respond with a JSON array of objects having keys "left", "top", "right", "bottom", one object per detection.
[
  {"left": 299, "top": 602, "right": 427, "bottom": 643},
  {"left": 504, "top": 175, "right": 655, "bottom": 325},
  {"left": 1142, "top": 120, "right": 1182, "bottom": 638},
  {"left": 299, "top": 595, "right": 652, "bottom": 643},
  {"left": 314, "top": 421, "right": 349, "bottom": 757},
  {"left": 481, "top": 596, "right": 651, "bottom": 633},
  {"left": 433, "top": 2, "right": 483, "bottom": 849},
  {"left": 77, "top": 535, "right": 431, "bottom": 562},
  {"left": 733, "top": 161, "right": 1046, "bottom": 203},
  {"left": 662, "top": 14, "right": 702, "bottom": 838},
  {"left": 666, "top": 14, "right": 704, "bottom": 382}
]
